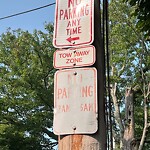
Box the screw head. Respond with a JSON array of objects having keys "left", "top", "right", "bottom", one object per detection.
[
  {"left": 73, "top": 72, "right": 77, "bottom": 75},
  {"left": 72, "top": 126, "right": 76, "bottom": 130}
]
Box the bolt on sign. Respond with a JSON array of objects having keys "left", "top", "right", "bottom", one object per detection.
[
  {"left": 53, "top": 45, "right": 96, "bottom": 69},
  {"left": 53, "top": 0, "right": 94, "bottom": 48},
  {"left": 53, "top": 67, "right": 98, "bottom": 135}
]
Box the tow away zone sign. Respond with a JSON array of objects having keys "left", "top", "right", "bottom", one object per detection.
[
  {"left": 53, "top": 45, "right": 96, "bottom": 69},
  {"left": 53, "top": 0, "right": 94, "bottom": 48}
]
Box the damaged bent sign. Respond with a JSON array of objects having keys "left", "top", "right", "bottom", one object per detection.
[
  {"left": 53, "top": 0, "right": 94, "bottom": 48},
  {"left": 53, "top": 67, "right": 98, "bottom": 135}
]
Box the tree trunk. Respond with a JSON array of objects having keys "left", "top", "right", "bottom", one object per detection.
[
  {"left": 138, "top": 83, "right": 150, "bottom": 150},
  {"left": 110, "top": 82, "right": 124, "bottom": 149},
  {"left": 123, "top": 88, "right": 137, "bottom": 150}
]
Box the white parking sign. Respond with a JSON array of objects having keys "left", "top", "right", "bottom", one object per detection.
[
  {"left": 53, "top": 0, "right": 94, "bottom": 48},
  {"left": 53, "top": 67, "right": 98, "bottom": 135}
]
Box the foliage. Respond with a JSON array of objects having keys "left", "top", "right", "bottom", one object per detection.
[
  {"left": 124, "top": 0, "right": 150, "bottom": 38},
  {"left": 109, "top": 0, "right": 150, "bottom": 149},
  {"left": 0, "top": 23, "right": 56, "bottom": 150}
]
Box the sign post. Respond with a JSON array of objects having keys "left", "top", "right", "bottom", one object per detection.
[{"left": 52, "top": 0, "right": 106, "bottom": 149}]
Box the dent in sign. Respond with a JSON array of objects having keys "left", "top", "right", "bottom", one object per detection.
[{"left": 53, "top": 45, "right": 96, "bottom": 69}]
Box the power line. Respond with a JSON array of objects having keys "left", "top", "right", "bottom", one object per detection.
[{"left": 0, "top": 2, "right": 56, "bottom": 21}]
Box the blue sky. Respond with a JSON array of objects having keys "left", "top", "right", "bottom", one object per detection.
[{"left": 0, "top": 0, "right": 55, "bottom": 34}]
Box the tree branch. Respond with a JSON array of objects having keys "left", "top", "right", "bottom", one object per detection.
[
  {"left": 41, "top": 127, "right": 58, "bottom": 141},
  {"left": 110, "top": 83, "right": 124, "bottom": 148}
]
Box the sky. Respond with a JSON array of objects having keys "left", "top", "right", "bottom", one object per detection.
[
  {"left": 0, "top": 1, "right": 57, "bottom": 148},
  {"left": 0, "top": 0, "right": 56, "bottom": 34}
]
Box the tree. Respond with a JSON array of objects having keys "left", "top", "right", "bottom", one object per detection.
[
  {"left": 109, "top": 0, "right": 150, "bottom": 149},
  {"left": 124, "top": 0, "right": 150, "bottom": 38},
  {"left": 0, "top": 23, "right": 57, "bottom": 150}
]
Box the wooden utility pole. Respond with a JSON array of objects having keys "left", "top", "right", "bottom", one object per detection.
[{"left": 57, "top": 0, "right": 106, "bottom": 149}]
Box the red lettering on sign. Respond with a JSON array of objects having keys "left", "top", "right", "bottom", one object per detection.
[
  {"left": 58, "top": 104, "right": 70, "bottom": 112},
  {"left": 80, "top": 103, "right": 94, "bottom": 111},
  {"left": 64, "top": 9, "right": 69, "bottom": 19},
  {"left": 68, "top": 74, "right": 83, "bottom": 84},
  {"left": 81, "top": 86, "right": 93, "bottom": 97},
  {"left": 67, "top": 19, "right": 81, "bottom": 27},
  {"left": 57, "top": 88, "right": 69, "bottom": 99},
  {"left": 59, "top": 4, "right": 89, "bottom": 20},
  {"left": 68, "top": 0, "right": 81, "bottom": 8},
  {"left": 66, "top": 26, "right": 81, "bottom": 35},
  {"left": 59, "top": 10, "right": 64, "bottom": 20},
  {"left": 74, "top": 50, "right": 90, "bottom": 57},
  {"left": 59, "top": 53, "right": 72, "bottom": 58},
  {"left": 66, "top": 57, "right": 82, "bottom": 64}
]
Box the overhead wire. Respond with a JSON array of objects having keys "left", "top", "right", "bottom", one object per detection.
[
  {"left": 103, "top": 0, "right": 113, "bottom": 149},
  {"left": 0, "top": 2, "right": 55, "bottom": 21},
  {"left": 105, "top": 0, "right": 113, "bottom": 149}
]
